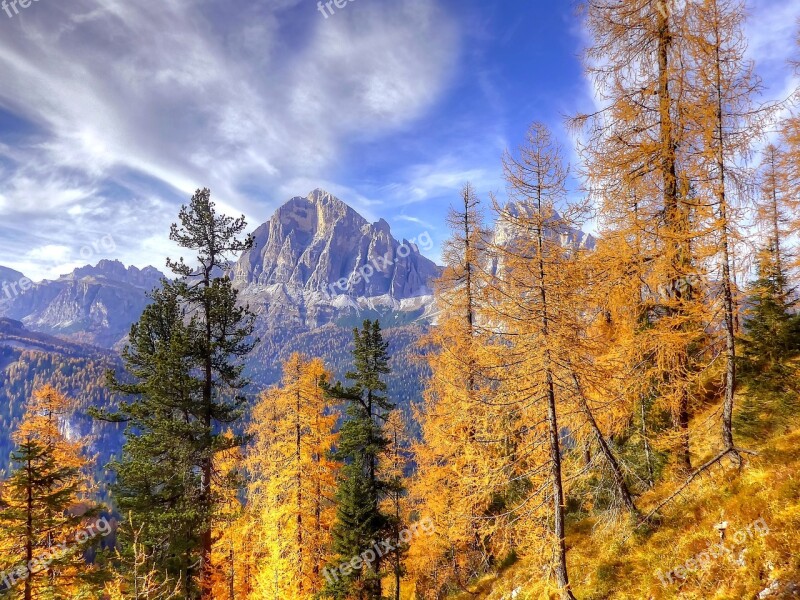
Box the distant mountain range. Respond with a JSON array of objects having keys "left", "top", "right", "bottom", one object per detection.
[
  {"left": 1, "top": 189, "right": 439, "bottom": 350},
  {"left": 0, "top": 260, "right": 164, "bottom": 349}
]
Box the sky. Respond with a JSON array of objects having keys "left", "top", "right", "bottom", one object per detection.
[{"left": 0, "top": 0, "right": 798, "bottom": 281}]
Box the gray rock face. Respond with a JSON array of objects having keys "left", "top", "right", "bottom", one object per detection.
[
  {"left": 68, "top": 260, "right": 164, "bottom": 290},
  {"left": 0, "top": 266, "right": 26, "bottom": 285},
  {"left": 233, "top": 189, "right": 438, "bottom": 298},
  {"left": 0, "top": 260, "right": 165, "bottom": 348},
  {"left": 487, "top": 202, "right": 596, "bottom": 278},
  {"left": 231, "top": 189, "right": 440, "bottom": 329},
  {"left": 0, "top": 266, "right": 28, "bottom": 312}
]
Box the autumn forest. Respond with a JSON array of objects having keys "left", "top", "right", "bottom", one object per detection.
[{"left": 2, "top": 0, "right": 800, "bottom": 599}]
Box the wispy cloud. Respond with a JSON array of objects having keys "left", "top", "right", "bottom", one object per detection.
[
  {"left": 0, "top": 0, "right": 459, "bottom": 279},
  {"left": 394, "top": 215, "right": 434, "bottom": 229}
]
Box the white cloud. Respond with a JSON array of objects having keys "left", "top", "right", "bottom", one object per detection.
[
  {"left": 0, "top": 0, "right": 459, "bottom": 279},
  {"left": 384, "top": 153, "right": 504, "bottom": 206},
  {"left": 394, "top": 215, "right": 432, "bottom": 227},
  {"left": 26, "top": 244, "right": 71, "bottom": 263}
]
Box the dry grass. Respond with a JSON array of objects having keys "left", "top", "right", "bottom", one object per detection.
[{"left": 452, "top": 395, "right": 800, "bottom": 600}]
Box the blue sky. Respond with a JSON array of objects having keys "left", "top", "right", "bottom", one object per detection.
[{"left": 0, "top": 0, "right": 797, "bottom": 280}]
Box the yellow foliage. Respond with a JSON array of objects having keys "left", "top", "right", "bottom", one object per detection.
[{"left": 244, "top": 354, "right": 340, "bottom": 600}]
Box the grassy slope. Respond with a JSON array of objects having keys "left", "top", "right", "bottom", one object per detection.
[{"left": 451, "top": 395, "right": 800, "bottom": 600}]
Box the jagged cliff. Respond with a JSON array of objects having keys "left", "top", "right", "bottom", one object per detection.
[
  {"left": 232, "top": 189, "right": 439, "bottom": 329},
  {"left": 0, "top": 260, "right": 164, "bottom": 348}
]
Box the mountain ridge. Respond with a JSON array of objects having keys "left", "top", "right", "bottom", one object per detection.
[
  {"left": 0, "top": 260, "right": 166, "bottom": 348},
  {"left": 232, "top": 189, "right": 439, "bottom": 302}
]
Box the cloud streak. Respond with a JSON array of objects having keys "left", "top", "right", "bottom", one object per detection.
[{"left": 0, "top": 0, "right": 458, "bottom": 279}]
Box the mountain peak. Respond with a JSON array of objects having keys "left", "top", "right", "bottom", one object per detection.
[
  {"left": 0, "top": 260, "right": 165, "bottom": 348},
  {"left": 307, "top": 188, "right": 348, "bottom": 206},
  {"left": 496, "top": 201, "right": 596, "bottom": 251},
  {"left": 232, "top": 190, "right": 439, "bottom": 325},
  {"left": 66, "top": 260, "right": 165, "bottom": 290},
  {"left": 0, "top": 266, "right": 26, "bottom": 284}
]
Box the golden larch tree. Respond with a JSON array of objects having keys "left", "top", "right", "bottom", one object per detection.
[
  {"left": 0, "top": 385, "right": 103, "bottom": 600},
  {"left": 246, "top": 354, "right": 339, "bottom": 600},
  {"left": 575, "top": 0, "right": 714, "bottom": 474},
  {"left": 409, "top": 184, "right": 499, "bottom": 599},
  {"left": 683, "top": 0, "right": 771, "bottom": 456}
]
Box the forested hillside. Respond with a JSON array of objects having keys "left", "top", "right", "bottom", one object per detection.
[
  {"left": 0, "top": 320, "right": 124, "bottom": 484},
  {"left": 245, "top": 322, "right": 430, "bottom": 419}
]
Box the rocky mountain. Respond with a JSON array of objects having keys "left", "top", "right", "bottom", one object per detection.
[
  {"left": 0, "top": 266, "right": 28, "bottom": 310},
  {"left": 0, "top": 316, "right": 117, "bottom": 359},
  {"left": 68, "top": 260, "right": 165, "bottom": 290},
  {"left": 493, "top": 201, "right": 596, "bottom": 251},
  {"left": 0, "top": 265, "right": 26, "bottom": 285},
  {"left": 232, "top": 189, "right": 440, "bottom": 330},
  {"left": 0, "top": 191, "right": 439, "bottom": 353},
  {"left": 0, "top": 260, "right": 165, "bottom": 348},
  {"left": 487, "top": 203, "right": 596, "bottom": 280}
]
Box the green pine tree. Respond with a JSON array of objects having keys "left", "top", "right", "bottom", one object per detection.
[
  {"left": 323, "top": 320, "right": 395, "bottom": 600},
  {"left": 97, "top": 285, "right": 205, "bottom": 598},
  {"left": 739, "top": 246, "right": 800, "bottom": 395},
  {"left": 93, "top": 189, "right": 255, "bottom": 600},
  {"left": 166, "top": 188, "right": 256, "bottom": 598},
  {"left": 735, "top": 245, "right": 800, "bottom": 442}
]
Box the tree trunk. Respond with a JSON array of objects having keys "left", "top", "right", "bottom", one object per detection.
[
  {"left": 25, "top": 456, "right": 33, "bottom": 600},
  {"left": 710, "top": 15, "right": 738, "bottom": 454},
  {"left": 200, "top": 285, "right": 214, "bottom": 599},
  {"left": 657, "top": 2, "right": 693, "bottom": 475},
  {"left": 641, "top": 399, "right": 655, "bottom": 488},
  {"left": 677, "top": 400, "right": 692, "bottom": 472},
  {"left": 535, "top": 195, "right": 576, "bottom": 600},
  {"left": 767, "top": 150, "right": 784, "bottom": 296},
  {"left": 229, "top": 544, "right": 235, "bottom": 600},
  {"left": 314, "top": 443, "right": 322, "bottom": 593},
  {"left": 719, "top": 154, "right": 738, "bottom": 456},
  {"left": 296, "top": 384, "right": 304, "bottom": 598},
  {"left": 546, "top": 371, "right": 576, "bottom": 600},
  {"left": 571, "top": 372, "right": 638, "bottom": 515}
]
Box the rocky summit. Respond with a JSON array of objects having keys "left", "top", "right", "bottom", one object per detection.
[{"left": 231, "top": 189, "right": 440, "bottom": 330}]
